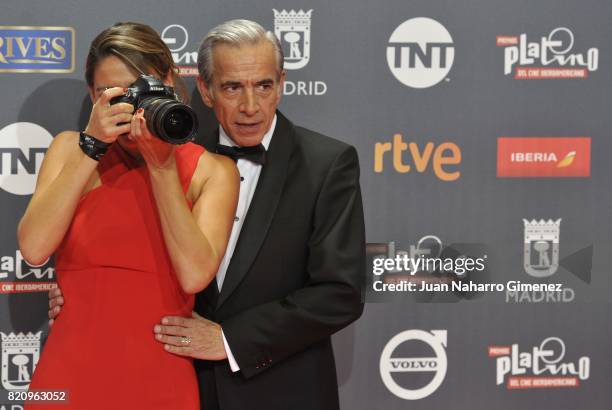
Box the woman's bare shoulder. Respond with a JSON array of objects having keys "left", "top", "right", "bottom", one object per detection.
[
  {"left": 49, "top": 130, "right": 79, "bottom": 152},
  {"left": 53, "top": 130, "right": 79, "bottom": 143},
  {"left": 44, "top": 130, "right": 81, "bottom": 163},
  {"left": 189, "top": 150, "right": 239, "bottom": 199}
]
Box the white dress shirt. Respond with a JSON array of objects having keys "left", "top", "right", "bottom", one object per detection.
[{"left": 217, "top": 115, "right": 276, "bottom": 372}]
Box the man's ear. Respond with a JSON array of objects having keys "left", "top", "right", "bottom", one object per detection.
[{"left": 196, "top": 76, "right": 214, "bottom": 108}]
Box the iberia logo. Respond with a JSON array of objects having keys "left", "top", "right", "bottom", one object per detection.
[{"left": 497, "top": 137, "right": 590, "bottom": 178}]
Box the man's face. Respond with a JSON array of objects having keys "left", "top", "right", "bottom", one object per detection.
[{"left": 197, "top": 41, "right": 285, "bottom": 147}]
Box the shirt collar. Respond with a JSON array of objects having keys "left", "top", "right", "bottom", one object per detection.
[{"left": 218, "top": 114, "right": 276, "bottom": 150}]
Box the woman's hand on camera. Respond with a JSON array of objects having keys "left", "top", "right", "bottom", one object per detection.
[
  {"left": 131, "top": 108, "right": 175, "bottom": 169},
  {"left": 84, "top": 87, "right": 134, "bottom": 143}
]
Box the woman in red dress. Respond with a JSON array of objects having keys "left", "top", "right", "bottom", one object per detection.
[{"left": 17, "top": 22, "right": 238, "bottom": 409}]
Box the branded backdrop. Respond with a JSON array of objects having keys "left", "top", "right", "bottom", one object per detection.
[{"left": 1, "top": 0, "right": 611, "bottom": 409}]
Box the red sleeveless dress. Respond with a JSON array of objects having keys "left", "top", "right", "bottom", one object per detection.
[{"left": 26, "top": 142, "right": 204, "bottom": 409}]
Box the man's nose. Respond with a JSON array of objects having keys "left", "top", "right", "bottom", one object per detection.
[{"left": 239, "top": 88, "right": 259, "bottom": 116}]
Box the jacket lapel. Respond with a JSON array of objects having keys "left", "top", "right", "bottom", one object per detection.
[{"left": 215, "top": 112, "right": 295, "bottom": 309}]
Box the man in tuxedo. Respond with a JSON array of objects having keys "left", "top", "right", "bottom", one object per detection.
[{"left": 49, "top": 19, "right": 364, "bottom": 410}]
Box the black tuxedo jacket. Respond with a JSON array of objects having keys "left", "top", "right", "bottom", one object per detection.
[{"left": 194, "top": 112, "right": 365, "bottom": 410}]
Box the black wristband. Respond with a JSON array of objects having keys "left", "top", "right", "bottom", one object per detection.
[{"left": 79, "top": 132, "right": 110, "bottom": 161}]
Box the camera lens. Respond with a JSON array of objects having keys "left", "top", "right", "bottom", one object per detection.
[
  {"left": 141, "top": 97, "right": 198, "bottom": 144},
  {"left": 162, "top": 106, "right": 195, "bottom": 142}
]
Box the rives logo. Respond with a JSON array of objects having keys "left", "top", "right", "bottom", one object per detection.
[{"left": 0, "top": 26, "right": 74, "bottom": 73}]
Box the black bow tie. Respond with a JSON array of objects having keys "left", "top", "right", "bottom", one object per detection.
[{"left": 216, "top": 143, "right": 267, "bottom": 165}]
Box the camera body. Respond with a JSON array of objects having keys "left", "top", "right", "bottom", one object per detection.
[
  {"left": 112, "top": 74, "right": 175, "bottom": 106},
  {"left": 110, "top": 75, "right": 198, "bottom": 145}
]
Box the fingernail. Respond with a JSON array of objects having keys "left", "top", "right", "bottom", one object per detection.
[
  {"left": 156, "top": 334, "right": 162, "bottom": 340},
  {"left": 162, "top": 318, "right": 168, "bottom": 324},
  {"left": 138, "top": 108, "right": 144, "bottom": 114},
  {"left": 164, "top": 344, "right": 170, "bottom": 350},
  {"left": 154, "top": 325, "right": 160, "bottom": 333}
]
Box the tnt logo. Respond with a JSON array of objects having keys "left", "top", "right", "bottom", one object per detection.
[
  {"left": 387, "top": 17, "right": 454, "bottom": 88},
  {"left": 0, "top": 122, "right": 52, "bottom": 195}
]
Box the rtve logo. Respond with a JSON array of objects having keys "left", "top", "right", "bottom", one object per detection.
[
  {"left": 374, "top": 134, "right": 462, "bottom": 181},
  {"left": 387, "top": 17, "right": 454, "bottom": 88},
  {"left": 0, "top": 122, "right": 52, "bottom": 195}
]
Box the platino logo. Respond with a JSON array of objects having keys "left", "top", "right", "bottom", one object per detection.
[
  {"left": 386, "top": 17, "right": 454, "bottom": 88},
  {"left": 489, "top": 337, "right": 590, "bottom": 389},
  {"left": 162, "top": 24, "right": 188, "bottom": 53},
  {"left": 0, "top": 250, "right": 56, "bottom": 294},
  {"left": 380, "top": 329, "right": 447, "bottom": 400},
  {"left": 497, "top": 27, "right": 599, "bottom": 79},
  {"left": 161, "top": 24, "right": 198, "bottom": 76}
]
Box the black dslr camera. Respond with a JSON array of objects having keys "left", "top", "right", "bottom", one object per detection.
[{"left": 110, "top": 75, "right": 198, "bottom": 145}]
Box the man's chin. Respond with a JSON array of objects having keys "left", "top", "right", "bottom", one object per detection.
[
  {"left": 231, "top": 126, "right": 266, "bottom": 146},
  {"left": 232, "top": 132, "right": 264, "bottom": 147}
]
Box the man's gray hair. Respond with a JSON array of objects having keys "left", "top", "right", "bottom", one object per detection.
[{"left": 197, "top": 19, "right": 284, "bottom": 85}]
